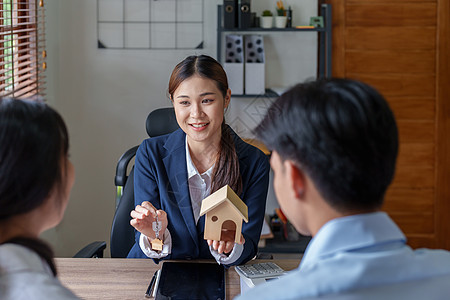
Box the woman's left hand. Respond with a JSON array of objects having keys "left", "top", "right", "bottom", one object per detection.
[{"left": 207, "top": 235, "right": 245, "bottom": 254}]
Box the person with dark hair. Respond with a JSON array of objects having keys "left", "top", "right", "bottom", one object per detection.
[
  {"left": 237, "top": 78, "right": 450, "bottom": 299},
  {"left": 127, "top": 55, "right": 270, "bottom": 266},
  {"left": 0, "top": 98, "right": 78, "bottom": 299}
]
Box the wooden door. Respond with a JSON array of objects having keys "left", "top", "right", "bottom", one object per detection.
[{"left": 325, "top": 0, "right": 450, "bottom": 249}]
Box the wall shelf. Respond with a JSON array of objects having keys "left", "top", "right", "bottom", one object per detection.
[{"left": 216, "top": 4, "right": 332, "bottom": 97}]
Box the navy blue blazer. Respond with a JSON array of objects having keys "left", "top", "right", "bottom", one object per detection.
[{"left": 127, "top": 127, "right": 270, "bottom": 266}]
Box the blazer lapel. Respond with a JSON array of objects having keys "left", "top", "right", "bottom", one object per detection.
[{"left": 162, "top": 129, "right": 199, "bottom": 250}]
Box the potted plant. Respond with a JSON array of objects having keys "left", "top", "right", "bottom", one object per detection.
[
  {"left": 275, "top": 0, "right": 287, "bottom": 28},
  {"left": 260, "top": 10, "right": 273, "bottom": 29}
]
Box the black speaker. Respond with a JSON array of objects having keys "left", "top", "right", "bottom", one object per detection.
[
  {"left": 238, "top": 0, "right": 251, "bottom": 29},
  {"left": 223, "top": 0, "right": 237, "bottom": 29}
]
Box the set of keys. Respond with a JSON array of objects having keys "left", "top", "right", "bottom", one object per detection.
[{"left": 151, "top": 215, "right": 164, "bottom": 251}]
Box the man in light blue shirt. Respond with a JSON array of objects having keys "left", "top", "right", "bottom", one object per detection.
[{"left": 237, "top": 78, "right": 450, "bottom": 299}]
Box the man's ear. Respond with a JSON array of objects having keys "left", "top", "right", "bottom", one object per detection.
[{"left": 286, "top": 160, "right": 306, "bottom": 200}]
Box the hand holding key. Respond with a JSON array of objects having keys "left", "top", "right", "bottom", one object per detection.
[{"left": 130, "top": 201, "right": 168, "bottom": 247}]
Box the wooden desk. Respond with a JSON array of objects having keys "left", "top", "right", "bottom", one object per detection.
[{"left": 56, "top": 258, "right": 299, "bottom": 299}]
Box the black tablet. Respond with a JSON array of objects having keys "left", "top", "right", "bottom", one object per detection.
[{"left": 155, "top": 261, "right": 226, "bottom": 300}]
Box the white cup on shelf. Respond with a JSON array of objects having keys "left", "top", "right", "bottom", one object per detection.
[{"left": 275, "top": 16, "right": 287, "bottom": 28}]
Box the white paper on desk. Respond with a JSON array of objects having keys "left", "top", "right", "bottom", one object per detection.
[{"left": 240, "top": 274, "right": 281, "bottom": 294}]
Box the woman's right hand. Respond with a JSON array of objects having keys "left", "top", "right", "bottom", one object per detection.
[{"left": 130, "top": 201, "right": 168, "bottom": 241}]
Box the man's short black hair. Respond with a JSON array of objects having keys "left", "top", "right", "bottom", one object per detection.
[{"left": 255, "top": 78, "right": 398, "bottom": 212}]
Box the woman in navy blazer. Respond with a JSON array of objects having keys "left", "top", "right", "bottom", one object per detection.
[{"left": 127, "top": 55, "right": 270, "bottom": 266}]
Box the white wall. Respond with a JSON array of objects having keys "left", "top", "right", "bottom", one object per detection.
[{"left": 42, "top": 0, "right": 317, "bottom": 257}]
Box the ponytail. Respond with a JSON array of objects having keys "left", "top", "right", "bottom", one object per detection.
[{"left": 211, "top": 123, "right": 243, "bottom": 196}]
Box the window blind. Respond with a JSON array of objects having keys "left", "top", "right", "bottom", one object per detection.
[{"left": 0, "top": 0, "right": 46, "bottom": 99}]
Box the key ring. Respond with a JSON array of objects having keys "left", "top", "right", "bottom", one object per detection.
[
  {"left": 151, "top": 213, "right": 164, "bottom": 251},
  {"left": 152, "top": 215, "right": 162, "bottom": 239}
]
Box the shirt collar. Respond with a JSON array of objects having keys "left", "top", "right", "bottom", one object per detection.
[
  {"left": 0, "top": 244, "right": 52, "bottom": 275},
  {"left": 300, "top": 212, "right": 406, "bottom": 269},
  {"left": 185, "top": 136, "right": 214, "bottom": 179}
]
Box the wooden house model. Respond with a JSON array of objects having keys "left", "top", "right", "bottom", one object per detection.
[{"left": 199, "top": 185, "right": 248, "bottom": 243}]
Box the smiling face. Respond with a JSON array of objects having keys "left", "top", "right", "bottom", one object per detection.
[{"left": 172, "top": 74, "right": 231, "bottom": 148}]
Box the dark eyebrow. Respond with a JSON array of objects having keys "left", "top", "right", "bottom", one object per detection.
[
  {"left": 176, "top": 92, "right": 217, "bottom": 99},
  {"left": 200, "top": 92, "right": 216, "bottom": 97}
]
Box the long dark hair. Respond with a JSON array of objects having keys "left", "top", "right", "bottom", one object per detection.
[
  {"left": 0, "top": 98, "right": 69, "bottom": 275},
  {"left": 168, "top": 55, "right": 242, "bottom": 195}
]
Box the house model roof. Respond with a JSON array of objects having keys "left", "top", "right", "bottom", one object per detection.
[{"left": 199, "top": 185, "right": 248, "bottom": 223}]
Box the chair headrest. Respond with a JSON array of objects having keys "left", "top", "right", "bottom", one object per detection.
[{"left": 145, "top": 107, "right": 179, "bottom": 138}]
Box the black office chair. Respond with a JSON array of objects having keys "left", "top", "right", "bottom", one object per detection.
[
  {"left": 111, "top": 107, "right": 179, "bottom": 257},
  {"left": 74, "top": 107, "right": 179, "bottom": 258}
]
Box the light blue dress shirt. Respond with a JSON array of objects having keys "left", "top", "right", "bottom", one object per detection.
[
  {"left": 236, "top": 212, "right": 450, "bottom": 300},
  {"left": 0, "top": 244, "right": 79, "bottom": 300}
]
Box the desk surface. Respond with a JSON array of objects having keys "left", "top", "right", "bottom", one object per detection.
[{"left": 56, "top": 258, "right": 299, "bottom": 299}]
